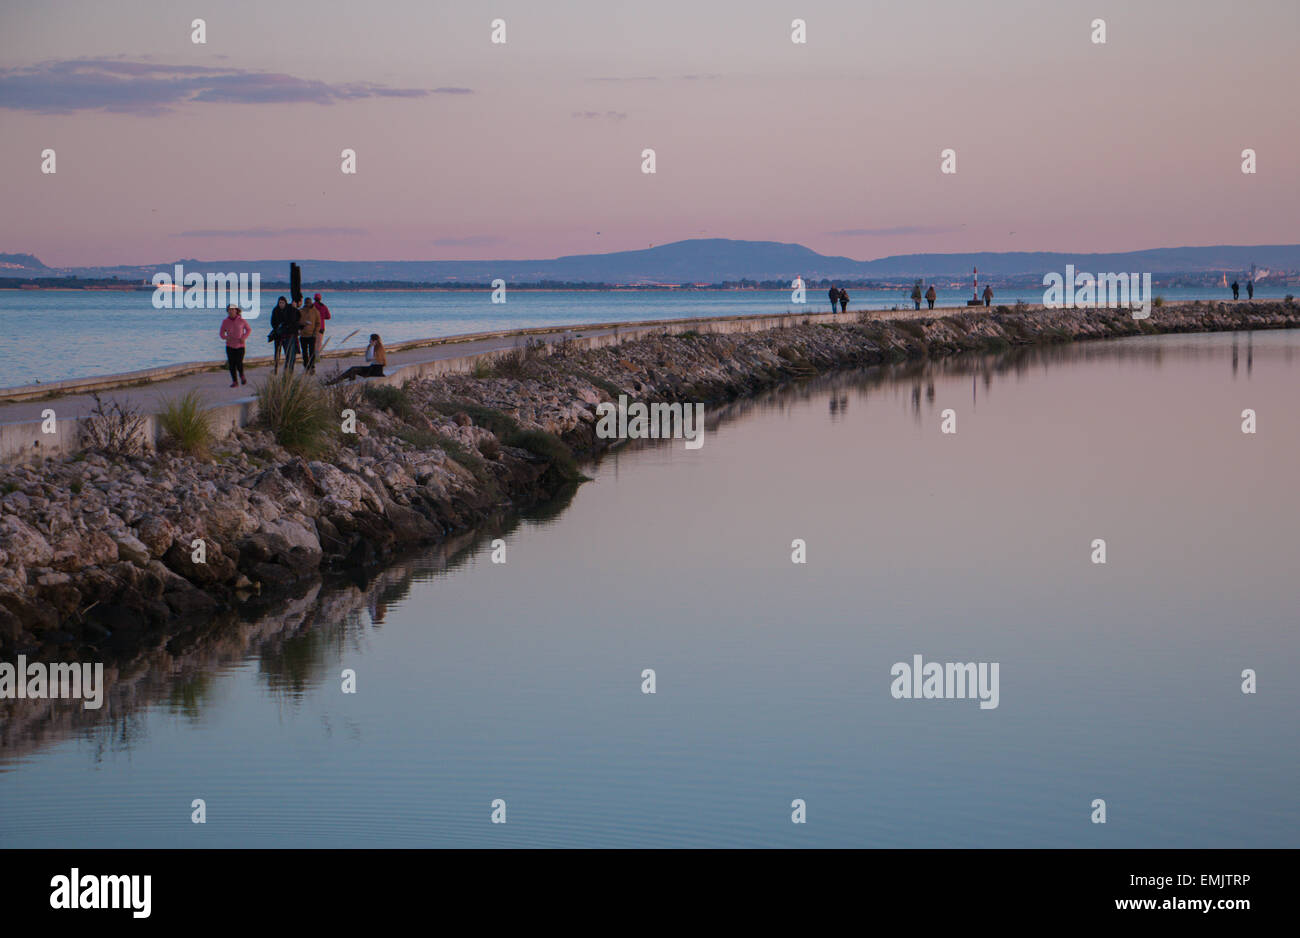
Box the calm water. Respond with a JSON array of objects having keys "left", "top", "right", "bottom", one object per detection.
[
  {"left": 1, "top": 329, "right": 1298, "bottom": 847},
  {"left": 0, "top": 284, "right": 1292, "bottom": 388}
]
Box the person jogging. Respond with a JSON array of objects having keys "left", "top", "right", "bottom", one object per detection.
[{"left": 219, "top": 305, "right": 251, "bottom": 387}]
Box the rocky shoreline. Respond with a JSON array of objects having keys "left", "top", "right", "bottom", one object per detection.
[{"left": 1, "top": 301, "right": 1296, "bottom": 660}]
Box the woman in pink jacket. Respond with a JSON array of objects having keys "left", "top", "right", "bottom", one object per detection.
[{"left": 219, "top": 305, "right": 252, "bottom": 387}]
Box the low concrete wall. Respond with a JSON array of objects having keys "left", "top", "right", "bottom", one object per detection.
[
  {"left": 0, "top": 396, "right": 259, "bottom": 464},
  {"left": 0, "top": 414, "right": 82, "bottom": 463}
]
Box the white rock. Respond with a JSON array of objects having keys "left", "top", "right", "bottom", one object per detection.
[
  {"left": 112, "top": 531, "right": 152, "bottom": 566},
  {"left": 261, "top": 517, "right": 322, "bottom": 555}
]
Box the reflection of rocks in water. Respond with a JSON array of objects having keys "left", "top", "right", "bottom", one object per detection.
[
  {"left": 0, "top": 525, "right": 491, "bottom": 763},
  {"left": 640, "top": 327, "right": 1296, "bottom": 441}
]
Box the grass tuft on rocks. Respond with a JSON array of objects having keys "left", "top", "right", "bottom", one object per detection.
[
  {"left": 429, "top": 400, "right": 521, "bottom": 438},
  {"left": 505, "top": 429, "right": 585, "bottom": 482},
  {"left": 362, "top": 383, "right": 413, "bottom": 420},
  {"left": 158, "top": 390, "right": 214, "bottom": 456},
  {"left": 255, "top": 372, "right": 334, "bottom": 456},
  {"left": 491, "top": 339, "right": 546, "bottom": 379}
]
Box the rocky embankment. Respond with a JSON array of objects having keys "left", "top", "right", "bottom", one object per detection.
[{"left": 1, "top": 301, "right": 1296, "bottom": 659}]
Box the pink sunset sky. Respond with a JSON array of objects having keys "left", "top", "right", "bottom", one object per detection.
[{"left": 1, "top": 0, "right": 1297, "bottom": 267}]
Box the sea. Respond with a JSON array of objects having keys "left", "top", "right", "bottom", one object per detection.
[{"left": 0, "top": 284, "right": 1292, "bottom": 389}]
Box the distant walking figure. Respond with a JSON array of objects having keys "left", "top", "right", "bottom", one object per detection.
[
  {"left": 220, "top": 305, "right": 251, "bottom": 387},
  {"left": 300, "top": 297, "right": 322, "bottom": 373},
  {"left": 839, "top": 288, "right": 849, "bottom": 313},
  {"left": 1231, "top": 280, "right": 1240, "bottom": 300},
  {"left": 982, "top": 284, "right": 993, "bottom": 307},
  {"left": 829, "top": 286, "right": 839, "bottom": 314},
  {"left": 328, "top": 334, "right": 387, "bottom": 384},
  {"left": 925, "top": 285, "right": 936, "bottom": 310},
  {"left": 910, "top": 283, "right": 922, "bottom": 310},
  {"left": 1246, "top": 279, "right": 1254, "bottom": 300}
]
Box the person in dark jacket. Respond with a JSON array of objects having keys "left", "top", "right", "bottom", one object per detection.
[
  {"left": 982, "top": 284, "right": 993, "bottom": 307},
  {"left": 270, "top": 296, "right": 289, "bottom": 373},
  {"left": 1246, "top": 279, "right": 1254, "bottom": 300},
  {"left": 838, "top": 288, "right": 849, "bottom": 313},
  {"left": 828, "top": 285, "right": 839, "bottom": 314},
  {"left": 281, "top": 299, "right": 303, "bottom": 373},
  {"left": 1231, "top": 280, "right": 1240, "bottom": 300}
]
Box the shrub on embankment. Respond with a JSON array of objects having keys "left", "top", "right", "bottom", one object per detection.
[
  {"left": 255, "top": 372, "right": 335, "bottom": 456},
  {"left": 158, "top": 390, "right": 214, "bottom": 457}
]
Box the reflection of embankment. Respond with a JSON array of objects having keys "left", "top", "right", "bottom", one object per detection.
[
  {"left": 0, "top": 518, "right": 532, "bottom": 763},
  {"left": 586, "top": 325, "right": 1297, "bottom": 483},
  {"left": 678, "top": 328, "right": 1290, "bottom": 434}
]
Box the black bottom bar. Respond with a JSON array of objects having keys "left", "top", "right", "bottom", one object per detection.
[{"left": 2, "top": 848, "right": 1282, "bottom": 924}]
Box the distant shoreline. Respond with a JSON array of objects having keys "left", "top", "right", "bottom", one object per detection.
[
  {"left": 4, "top": 282, "right": 1295, "bottom": 293},
  {"left": 0, "top": 283, "right": 960, "bottom": 292}
]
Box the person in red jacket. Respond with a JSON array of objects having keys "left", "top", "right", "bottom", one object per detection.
[{"left": 314, "top": 292, "right": 331, "bottom": 334}]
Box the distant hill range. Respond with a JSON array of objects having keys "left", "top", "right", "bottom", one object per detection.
[{"left": 4, "top": 239, "right": 1298, "bottom": 285}]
